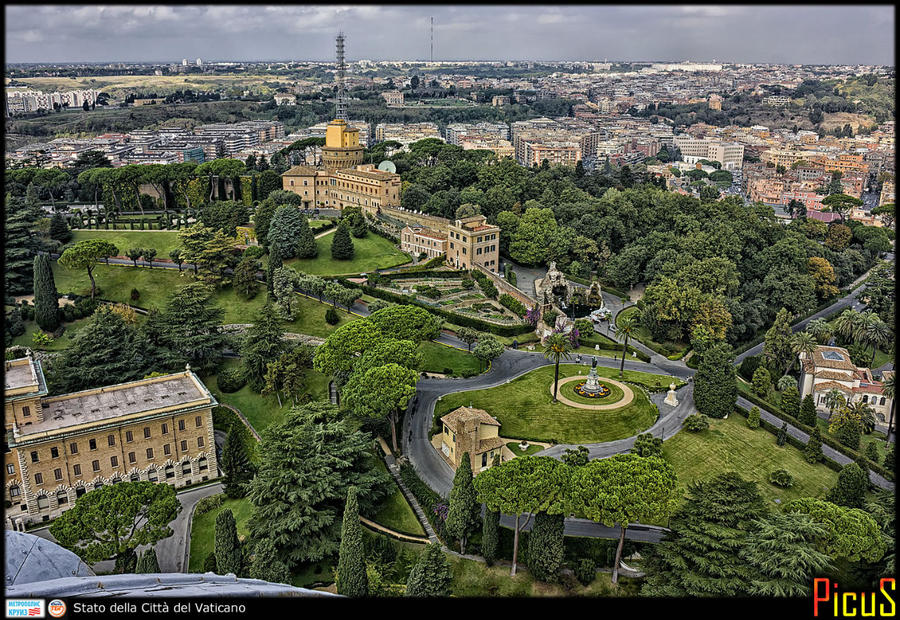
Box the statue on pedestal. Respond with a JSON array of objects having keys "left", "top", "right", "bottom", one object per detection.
[{"left": 664, "top": 382, "right": 679, "bottom": 407}]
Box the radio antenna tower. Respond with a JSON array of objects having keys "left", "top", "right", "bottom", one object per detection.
[
  {"left": 430, "top": 17, "right": 434, "bottom": 63},
  {"left": 335, "top": 32, "right": 347, "bottom": 121}
]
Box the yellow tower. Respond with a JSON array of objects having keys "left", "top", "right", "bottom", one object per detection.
[{"left": 322, "top": 119, "right": 364, "bottom": 169}]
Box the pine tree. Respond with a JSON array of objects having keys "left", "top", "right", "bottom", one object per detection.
[
  {"left": 135, "top": 548, "right": 160, "bottom": 573},
  {"left": 221, "top": 426, "right": 254, "bottom": 499},
  {"left": 214, "top": 509, "right": 242, "bottom": 575},
  {"left": 445, "top": 453, "right": 480, "bottom": 555},
  {"left": 249, "top": 538, "right": 291, "bottom": 584},
  {"left": 405, "top": 543, "right": 452, "bottom": 597},
  {"left": 151, "top": 281, "right": 228, "bottom": 373},
  {"left": 777, "top": 422, "right": 788, "bottom": 446},
  {"left": 295, "top": 216, "right": 318, "bottom": 258},
  {"left": 331, "top": 221, "right": 355, "bottom": 260},
  {"left": 5, "top": 196, "right": 42, "bottom": 295},
  {"left": 800, "top": 394, "right": 818, "bottom": 426},
  {"left": 49, "top": 212, "right": 72, "bottom": 243},
  {"left": 33, "top": 254, "right": 60, "bottom": 331},
  {"left": 526, "top": 511, "right": 565, "bottom": 583},
  {"left": 232, "top": 256, "right": 260, "bottom": 300},
  {"left": 241, "top": 303, "right": 287, "bottom": 392},
  {"left": 336, "top": 487, "right": 368, "bottom": 597},
  {"left": 826, "top": 463, "right": 868, "bottom": 509},
  {"left": 804, "top": 427, "right": 824, "bottom": 463}
]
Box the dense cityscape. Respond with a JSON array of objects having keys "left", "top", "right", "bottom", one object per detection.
[{"left": 3, "top": 3, "right": 895, "bottom": 611}]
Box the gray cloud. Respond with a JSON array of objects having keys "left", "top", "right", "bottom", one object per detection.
[{"left": 4, "top": 4, "right": 894, "bottom": 64}]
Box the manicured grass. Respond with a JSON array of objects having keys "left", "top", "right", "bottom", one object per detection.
[
  {"left": 69, "top": 229, "right": 182, "bottom": 256},
  {"left": 662, "top": 414, "right": 840, "bottom": 507},
  {"left": 418, "top": 341, "right": 482, "bottom": 376},
  {"left": 871, "top": 347, "right": 892, "bottom": 369},
  {"left": 506, "top": 442, "right": 545, "bottom": 457},
  {"left": 433, "top": 365, "right": 662, "bottom": 444},
  {"left": 370, "top": 458, "right": 426, "bottom": 537},
  {"left": 213, "top": 287, "right": 357, "bottom": 337},
  {"left": 558, "top": 378, "right": 626, "bottom": 405},
  {"left": 52, "top": 261, "right": 186, "bottom": 310},
  {"left": 284, "top": 230, "right": 411, "bottom": 276},
  {"left": 11, "top": 317, "right": 92, "bottom": 351},
  {"left": 813, "top": 418, "right": 889, "bottom": 463},
  {"left": 616, "top": 306, "right": 688, "bottom": 357},
  {"left": 188, "top": 497, "right": 253, "bottom": 572}
]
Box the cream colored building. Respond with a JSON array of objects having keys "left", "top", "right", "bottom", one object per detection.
[
  {"left": 4, "top": 358, "right": 219, "bottom": 530},
  {"left": 446, "top": 215, "right": 501, "bottom": 273},
  {"left": 400, "top": 225, "right": 448, "bottom": 259},
  {"left": 439, "top": 406, "right": 504, "bottom": 473},
  {"left": 798, "top": 346, "right": 893, "bottom": 423},
  {"left": 282, "top": 163, "right": 401, "bottom": 212}
]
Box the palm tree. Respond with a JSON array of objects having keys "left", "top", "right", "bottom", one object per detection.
[
  {"left": 805, "top": 319, "right": 832, "bottom": 345},
  {"left": 832, "top": 309, "right": 861, "bottom": 345},
  {"left": 823, "top": 389, "right": 846, "bottom": 421},
  {"left": 788, "top": 331, "right": 817, "bottom": 377},
  {"left": 777, "top": 375, "right": 798, "bottom": 392},
  {"left": 864, "top": 316, "right": 892, "bottom": 368},
  {"left": 543, "top": 332, "right": 572, "bottom": 403},
  {"left": 845, "top": 400, "right": 877, "bottom": 435},
  {"left": 613, "top": 314, "right": 639, "bottom": 379},
  {"left": 882, "top": 373, "right": 895, "bottom": 442}
]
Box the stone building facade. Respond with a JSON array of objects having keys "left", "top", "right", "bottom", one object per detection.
[
  {"left": 4, "top": 357, "right": 219, "bottom": 530},
  {"left": 282, "top": 163, "right": 402, "bottom": 212},
  {"left": 439, "top": 406, "right": 504, "bottom": 473},
  {"left": 446, "top": 215, "right": 501, "bottom": 273}
]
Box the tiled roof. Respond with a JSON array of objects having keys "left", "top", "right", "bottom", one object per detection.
[
  {"left": 282, "top": 165, "right": 320, "bottom": 176},
  {"left": 812, "top": 346, "right": 858, "bottom": 371},
  {"left": 477, "top": 436, "right": 506, "bottom": 453},
  {"left": 441, "top": 406, "right": 500, "bottom": 430},
  {"left": 813, "top": 381, "right": 853, "bottom": 393},
  {"left": 813, "top": 368, "right": 855, "bottom": 381}
]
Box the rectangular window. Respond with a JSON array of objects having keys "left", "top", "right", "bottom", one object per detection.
[
  {"left": 54, "top": 468, "right": 62, "bottom": 481},
  {"left": 92, "top": 460, "right": 100, "bottom": 472},
  {"left": 51, "top": 447, "right": 59, "bottom": 458},
  {"left": 30, "top": 451, "right": 39, "bottom": 463},
  {"left": 164, "top": 444, "right": 171, "bottom": 456},
  {"left": 127, "top": 452, "right": 135, "bottom": 464},
  {"left": 125, "top": 431, "right": 133, "bottom": 443},
  {"left": 180, "top": 440, "right": 187, "bottom": 452},
  {"left": 6, "top": 464, "right": 14, "bottom": 475},
  {"left": 178, "top": 420, "right": 185, "bottom": 432},
  {"left": 34, "top": 473, "right": 43, "bottom": 485},
  {"left": 107, "top": 434, "right": 115, "bottom": 447},
  {"left": 89, "top": 439, "right": 97, "bottom": 450},
  {"left": 73, "top": 464, "right": 81, "bottom": 476},
  {"left": 70, "top": 442, "right": 78, "bottom": 455},
  {"left": 197, "top": 437, "right": 204, "bottom": 448},
  {"left": 10, "top": 486, "right": 20, "bottom": 498},
  {"left": 195, "top": 416, "right": 202, "bottom": 428},
  {"left": 110, "top": 456, "right": 118, "bottom": 468},
  {"left": 144, "top": 427, "right": 151, "bottom": 439},
  {"left": 161, "top": 423, "right": 168, "bottom": 435},
  {"left": 146, "top": 448, "right": 154, "bottom": 459},
  {"left": 22, "top": 406, "right": 30, "bottom": 417}
]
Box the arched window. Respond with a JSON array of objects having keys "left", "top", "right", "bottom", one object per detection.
[
  {"left": 181, "top": 461, "right": 192, "bottom": 475},
  {"left": 862, "top": 395, "right": 869, "bottom": 403},
  {"left": 880, "top": 397, "right": 886, "bottom": 406},
  {"left": 36, "top": 494, "right": 49, "bottom": 509},
  {"left": 56, "top": 490, "right": 68, "bottom": 505},
  {"left": 147, "top": 468, "right": 159, "bottom": 482},
  {"left": 9, "top": 485, "right": 21, "bottom": 499},
  {"left": 130, "top": 473, "right": 140, "bottom": 482}
]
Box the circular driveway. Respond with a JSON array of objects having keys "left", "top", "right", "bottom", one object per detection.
[{"left": 552, "top": 375, "right": 634, "bottom": 410}]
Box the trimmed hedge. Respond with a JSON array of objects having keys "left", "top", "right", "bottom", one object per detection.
[
  {"left": 377, "top": 269, "right": 468, "bottom": 281},
  {"left": 398, "top": 462, "right": 444, "bottom": 539},
  {"left": 499, "top": 293, "right": 527, "bottom": 318},
  {"left": 194, "top": 493, "right": 226, "bottom": 517}
]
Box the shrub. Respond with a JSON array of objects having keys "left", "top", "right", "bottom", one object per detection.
[
  {"left": 130, "top": 288, "right": 140, "bottom": 302},
  {"left": 632, "top": 433, "right": 663, "bottom": 458},
  {"left": 574, "top": 558, "right": 597, "bottom": 586},
  {"left": 684, "top": 414, "right": 709, "bottom": 432},
  {"left": 768, "top": 469, "right": 794, "bottom": 488},
  {"left": 325, "top": 307, "right": 339, "bottom": 325},
  {"left": 203, "top": 551, "right": 218, "bottom": 573},
  {"left": 864, "top": 442, "right": 880, "bottom": 462},
  {"left": 498, "top": 294, "right": 526, "bottom": 317},
  {"left": 195, "top": 493, "right": 226, "bottom": 516},
  {"left": 243, "top": 245, "right": 265, "bottom": 259},
  {"left": 544, "top": 309, "right": 559, "bottom": 326},
  {"left": 738, "top": 355, "right": 762, "bottom": 381},
  {"left": 752, "top": 366, "right": 771, "bottom": 398},
  {"left": 217, "top": 367, "right": 247, "bottom": 394},
  {"left": 747, "top": 406, "right": 761, "bottom": 429}
]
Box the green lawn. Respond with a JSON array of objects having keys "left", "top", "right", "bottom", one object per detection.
[
  {"left": 616, "top": 306, "right": 688, "bottom": 358},
  {"left": 370, "top": 458, "right": 426, "bottom": 537},
  {"left": 69, "top": 229, "right": 182, "bottom": 256},
  {"left": 188, "top": 497, "right": 253, "bottom": 572},
  {"left": 433, "top": 365, "right": 663, "bottom": 444},
  {"left": 662, "top": 413, "right": 840, "bottom": 507},
  {"left": 11, "top": 316, "right": 93, "bottom": 351},
  {"left": 52, "top": 261, "right": 186, "bottom": 310},
  {"left": 506, "top": 442, "right": 545, "bottom": 457},
  {"left": 559, "top": 378, "right": 626, "bottom": 405},
  {"left": 283, "top": 230, "right": 411, "bottom": 276},
  {"left": 418, "top": 341, "right": 482, "bottom": 376}
]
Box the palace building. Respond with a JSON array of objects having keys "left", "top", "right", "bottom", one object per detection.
[{"left": 4, "top": 357, "right": 219, "bottom": 530}]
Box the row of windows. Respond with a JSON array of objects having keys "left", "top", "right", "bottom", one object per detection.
[
  {"left": 33, "top": 442, "right": 206, "bottom": 485},
  {"left": 27, "top": 417, "right": 204, "bottom": 462}
]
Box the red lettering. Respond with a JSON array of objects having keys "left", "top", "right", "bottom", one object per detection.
[{"left": 814, "top": 578, "right": 830, "bottom": 617}]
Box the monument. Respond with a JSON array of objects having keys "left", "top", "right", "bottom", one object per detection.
[
  {"left": 664, "top": 382, "right": 679, "bottom": 406},
  {"left": 573, "top": 357, "right": 612, "bottom": 399}
]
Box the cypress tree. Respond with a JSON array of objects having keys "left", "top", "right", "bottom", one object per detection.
[
  {"left": 221, "top": 426, "right": 254, "bottom": 499},
  {"left": 482, "top": 507, "right": 500, "bottom": 566},
  {"left": 776, "top": 422, "right": 788, "bottom": 446},
  {"left": 331, "top": 221, "right": 355, "bottom": 260},
  {"left": 526, "top": 511, "right": 565, "bottom": 583},
  {"left": 800, "top": 394, "right": 817, "bottom": 426},
  {"left": 214, "top": 509, "right": 242, "bottom": 576},
  {"left": 49, "top": 213, "right": 72, "bottom": 243},
  {"left": 445, "top": 452, "right": 480, "bottom": 555},
  {"left": 295, "top": 216, "right": 318, "bottom": 259},
  {"left": 406, "top": 543, "right": 452, "bottom": 597},
  {"left": 747, "top": 406, "right": 761, "bottom": 429},
  {"left": 135, "top": 547, "right": 160, "bottom": 573},
  {"left": 804, "top": 427, "right": 824, "bottom": 463},
  {"left": 780, "top": 386, "right": 801, "bottom": 419},
  {"left": 884, "top": 444, "right": 895, "bottom": 470},
  {"left": 249, "top": 538, "right": 291, "bottom": 584},
  {"left": 693, "top": 342, "right": 737, "bottom": 419},
  {"left": 33, "top": 254, "right": 60, "bottom": 331},
  {"left": 336, "top": 486, "right": 368, "bottom": 597}
]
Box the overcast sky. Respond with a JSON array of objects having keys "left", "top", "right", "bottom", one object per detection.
[{"left": 5, "top": 5, "right": 895, "bottom": 65}]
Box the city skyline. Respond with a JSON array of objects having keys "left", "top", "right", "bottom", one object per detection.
[{"left": 4, "top": 4, "right": 895, "bottom": 65}]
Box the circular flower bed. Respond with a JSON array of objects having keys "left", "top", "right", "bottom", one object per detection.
[{"left": 573, "top": 381, "right": 611, "bottom": 399}]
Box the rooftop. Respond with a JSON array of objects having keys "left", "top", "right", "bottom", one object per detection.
[
  {"left": 13, "top": 372, "right": 214, "bottom": 440},
  {"left": 812, "top": 345, "right": 859, "bottom": 371},
  {"left": 441, "top": 406, "right": 500, "bottom": 430},
  {"left": 4, "top": 358, "right": 39, "bottom": 393}
]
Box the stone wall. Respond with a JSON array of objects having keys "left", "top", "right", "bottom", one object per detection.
[{"left": 472, "top": 263, "right": 537, "bottom": 308}]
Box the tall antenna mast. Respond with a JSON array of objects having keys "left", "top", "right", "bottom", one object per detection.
[
  {"left": 335, "top": 32, "right": 347, "bottom": 121},
  {"left": 430, "top": 17, "right": 434, "bottom": 63}
]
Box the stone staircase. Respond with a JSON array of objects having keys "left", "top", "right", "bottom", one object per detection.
[{"left": 381, "top": 450, "right": 439, "bottom": 544}]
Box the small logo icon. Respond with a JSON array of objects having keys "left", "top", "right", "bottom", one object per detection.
[
  {"left": 5, "top": 600, "right": 45, "bottom": 618},
  {"left": 47, "top": 601, "right": 65, "bottom": 619}
]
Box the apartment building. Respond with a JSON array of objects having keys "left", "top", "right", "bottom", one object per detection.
[
  {"left": 281, "top": 163, "right": 401, "bottom": 212},
  {"left": 445, "top": 122, "right": 510, "bottom": 145},
  {"left": 880, "top": 180, "right": 895, "bottom": 207},
  {"left": 458, "top": 138, "right": 514, "bottom": 159},
  {"left": 381, "top": 90, "right": 404, "bottom": 105},
  {"left": 193, "top": 121, "right": 285, "bottom": 157},
  {"left": 763, "top": 95, "right": 791, "bottom": 107},
  {"left": 674, "top": 135, "right": 744, "bottom": 170},
  {"left": 4, "top": 357, "right": 219, "bottom": 530},
  {"left": 446, "top": 214, "right": 501, "bottom": 273},
  {"left": 399, "top": 225, "right": 448, "bottom": 259}
]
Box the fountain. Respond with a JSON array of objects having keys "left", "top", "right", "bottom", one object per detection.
[{"left": 573, "top": 356, "right": 611, "bottom": 399}]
